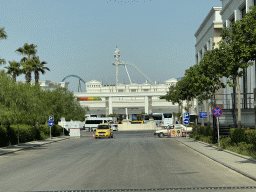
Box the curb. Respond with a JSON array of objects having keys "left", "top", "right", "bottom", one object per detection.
[
  {"left": 192, "top": 138, "right": 256, "bottom": 163},
  {"left": 0, "top": 136, "right": 69, "bottom": 156},
  {"left": 175, "top": 137, "right": 256, "bottom": 181}
]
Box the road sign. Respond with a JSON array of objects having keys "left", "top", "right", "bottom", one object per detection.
[
  {"left": 48, "top": 115, "right": 54, "bottom": 122},
  {"left": 183, "top": 113, "right": 189, "bottom": 119},
  {"left": 183, "top": 118, "right": 189, "bottom": 125},
  {"left": 170, "top": 129, "right": 182, "bottom": 137},
  {"left": 200, "top": 112, "right": 211, "bottom": 118},
  {"left": 212, "top": 107, "right": 223, "bottom": 117},
  {"left": 48, "top": 121, "right": 54, "bottom": 127}
]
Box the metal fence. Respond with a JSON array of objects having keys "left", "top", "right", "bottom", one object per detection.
[{"left": 213, "top": 93, "right": 254, "bottom": 110}]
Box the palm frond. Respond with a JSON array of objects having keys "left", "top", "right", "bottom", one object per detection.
[{"left": 0, "top": 27, "right": 7, "bottom": 40}]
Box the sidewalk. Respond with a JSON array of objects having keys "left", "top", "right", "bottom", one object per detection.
[
  {"left": 175, "top": 137, "right": 256, "bottom": 181},
  {"left": 0, "top": 136, "right": 69, "bottom": 156}
]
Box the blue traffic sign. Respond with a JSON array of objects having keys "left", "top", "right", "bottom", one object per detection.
[
  {"left": 212, "top": 107, "right": 222, "bottom": 117},
  {"left": 48, "top": 115, "right": 54, "bottom": 121},
  {"left": 48, "top": 121, "right": 54, "bottom": 127},
  {"left": 183, "top": 113, "right": 189, "bottom": 119},
  {"left": 183, "top": 119, "right": 189, "bottom": 125},
  {"left": 200, "top": 112, "right": 211, "bottom": 119}
]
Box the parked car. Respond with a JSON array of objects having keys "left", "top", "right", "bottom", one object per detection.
[{"left": 154, "top": 124, "right": 192, "bottom": 138}]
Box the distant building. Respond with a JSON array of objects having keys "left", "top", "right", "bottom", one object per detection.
[
  {"left": 39, "top": 80, "right": 69, "bottom": 90},
  {"left": 86, "top": 79, "right": 177, "bottom": 93},
  {"left": 74, "top": 78, "right": 179, "bottom": 117},
  {"left": 17, "top": 80, "right": 70, "bottom": 90}
]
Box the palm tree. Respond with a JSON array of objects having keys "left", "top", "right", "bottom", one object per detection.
[
  {"left": 4, "top": 60, "right": 22, "bottom": 82},
  {"left": 16, "top": 43, "right": 37, "bottom": 83},
  {"left": 0, "top": 27, "right": 7, "bottom": 65},
  {"left": 31, "top": 56, "right": 50, "bottom": 83}
]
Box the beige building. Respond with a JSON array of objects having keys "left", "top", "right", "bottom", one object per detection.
[
  {"left": 194, "top": 7, "right": 224, "bottom": 121},
  {"left": 74, "top": 78, "right": 179, "bottom": 116}
]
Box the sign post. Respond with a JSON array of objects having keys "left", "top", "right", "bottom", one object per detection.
[
  {"left": 48, "top": 121, "right": 54, "bottom": 139},
  {"left": 212, "top": 107, "right": 222, "bottom": 150},
  {"left": 183, "top": 113, "right": 189, "bottom": 139},
  {"left": 48, "top": 116, "right": 54, "bottom": 139}
]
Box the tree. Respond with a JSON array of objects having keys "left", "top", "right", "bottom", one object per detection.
[
  {"left": 161, "top": 76, "right": 195, "bottom": 123},
  {"left": 227, "top": 6, "right": 256, "bottom": 64},
  {"left": 31, "top": 56, "right": 50, "bottom": 83},
  {"left": 16, "top": 43, "right": 38, "bottom": 83},
  {"left": 196, "top": 49, "right": 227, "bottom": 126},
  {"left": 218, "top": 18, "right": 254, "bottom": 128},
  {"left": 4, "top": 60, "right": 22, "bottom": 82},
  {"left": 160, "top": 83, "right": 183, "bottom": 121},
  {"left": 0, "top": 27, "right": 7, "bottom": 65}
]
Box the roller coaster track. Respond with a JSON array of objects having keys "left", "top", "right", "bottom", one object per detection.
[
  {"left": 61, "top": 75, "right": 86, "bottom": 84},
  {"left": 61, "top": 75, "right": 86, "bottom": 92}
]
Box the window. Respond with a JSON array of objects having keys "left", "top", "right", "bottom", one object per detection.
[
  {"left": 152, "top": 114, "right": 162, "bottom": 120},
  {"left": 230, "top": 17, "right": 235, "bottom": 24},
  {"left": 86, "top": 120, "right": 103, "bottom": 124},
  {"left": 241, "top": 6, "right": 246, "bottom": 18},
  {"left": 164, "top": 113, "right": 172, "bottom": 118}
]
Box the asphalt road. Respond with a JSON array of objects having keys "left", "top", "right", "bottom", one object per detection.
[{"left": 0, "top": 130, "right": 256, "bottom": 192}]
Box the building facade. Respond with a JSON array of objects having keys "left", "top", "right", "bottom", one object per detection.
[
  {"left": 220, "top": 0, "right": 256, "bottom": 110},
  {"left": 193, "top": 0, "right": 256, "bottom": 126},
  {"left": 194, "top": 7, "right": 223, "bottom": 123},
  {"left": 74, "top": 78, "right": 179, "bottom": 117}
]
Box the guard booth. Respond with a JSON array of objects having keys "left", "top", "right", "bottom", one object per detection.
[{"left": 69, "top": 120, "right": 82, "bottom": 138}]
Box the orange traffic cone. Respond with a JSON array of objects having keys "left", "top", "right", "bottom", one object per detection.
[{"left": 92, "top": 134, "right": 95, "bottom": 139}]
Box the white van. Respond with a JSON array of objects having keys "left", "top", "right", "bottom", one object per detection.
[
  {"left": 83, "top": 117, "right": 113, "bottom": 131},
  {"left": 85, "top": 114, "right": 98, "bottom": 119}
]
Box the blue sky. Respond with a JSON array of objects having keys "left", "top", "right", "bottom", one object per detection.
[{"left": 1, "top": 0, "right": 222, "bottom": 91}]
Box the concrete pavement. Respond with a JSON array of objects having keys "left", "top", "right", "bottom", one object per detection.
[
  {"left": 175, "top": 136, "right": 256, "bottom": 181},
  {"left": 1, "top": 130, "right": 256, "bottom": 184}
]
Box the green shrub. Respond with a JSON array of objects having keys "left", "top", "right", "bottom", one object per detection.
[
  {"left": 0, "top": 125, "right": 8, "bottom": 147},
  {"left": 51, "top": 125, "right": 62, "bottom": 137},
  {"left": 195, "top": 135, "right": 201, "bottom": 140},
  {"left": 192, "top": 125, "right": 200, "bottom": 135},
  {"left": 39, "top": 124, "right": 50, "bottom": 136},
  {"left": 40, "top": 131, "right": 48, "bottom": 139},
  {"left": 202, "top": 136, "right": 212, "bottom": 143},
  {"left": 11, "top": 124, "right": 35, "bottom": 143},
  {"left": 6, "top": 124, "right": 17, "bottom": 145},
  {"left": 237, "top": 142, "right": 254, "bottom": 153},
  {"left": 230, "top": 128, "right": 246, "bottom": 144},
  {"left": 245, "top": 130, "right": 256, "bottom": 147},
  {"left": 220, "top": 137, "right": 231, "bottom": 149},
  {"left": 204, "top": 126, "right": 213, "bottom": 136}
]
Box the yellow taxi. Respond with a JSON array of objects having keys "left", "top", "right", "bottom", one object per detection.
[
  {"left": 131, "top": 121, "right": 144, "bottom": 124},
  {"left": 95, "top": 123, "right": 113, "bottom": 139}
]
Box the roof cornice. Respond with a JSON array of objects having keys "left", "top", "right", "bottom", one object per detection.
[{"left": 194, "top": 7, "right": 222, "bottom": 37}]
